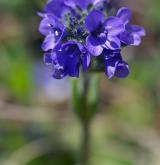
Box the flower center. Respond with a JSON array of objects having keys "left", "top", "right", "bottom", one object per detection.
[{"left": 64, "top": 12, "right": 88, "bottom": 43}]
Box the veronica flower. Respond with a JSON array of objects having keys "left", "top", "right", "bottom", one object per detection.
[
  {"left": 39, "top": 0, "right": 146, "bottom": 79},
  {"left": 44, "top": 41, "right": 90, "bottom": 78},
  {"left": 117, "top": 7, "right": 146, "bottom": 46},
  {"left": 85, "top": 10, "right": 124, "bottom": 56},
  {"left": 39, "top": 14, "right": 66, "bottom": 51}
]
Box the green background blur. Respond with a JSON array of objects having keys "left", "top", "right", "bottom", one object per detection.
[{"left": 0, "top": 0, "right": 160, "bottom": 165}]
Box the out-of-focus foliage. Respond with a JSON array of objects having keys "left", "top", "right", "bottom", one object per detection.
[{"left": 0, "top": 0, "right": 160, "bottom": 165}]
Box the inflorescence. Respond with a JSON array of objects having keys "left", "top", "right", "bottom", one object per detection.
[{"left": 38, "top": 0, "right": 146, "bottom": 79}]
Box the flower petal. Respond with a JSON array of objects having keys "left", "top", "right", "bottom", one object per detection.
[
  {"left": 117, "top": 7, "right": 132, "bottom": 25},
  {"left": 103, "top": 49, "right": 123, "bottom": 79},
  {"left": 57, "top": 42, "right": 81, "bottom": 77},
  {"left": 42, "top": 34, "right": 56, "bottom": 51},
  {"left": 85, "top": 10, "right": 104, "bottom": 33},
  {"left": 43, "top": 53, "right": 53, "bottom": 65},
  {"left": 126, "top": 25, "right": 146, "bottom": 37},
  {"left": 44, "top": 0, "right": 69, "bottom": 18},
  {"left": 131, "top": 34, "right": 142, "bottom": 46},
  {"left": 104, "top": 16, "right": 124, "bottom": 35},
  {"left": 119, "top": 31, "right": 134, "bottom": 45},
  {"left": 64, "top": 0, "right": 76, "bottom": 8},
  {"left": 64, "top": 0, "right": 95, "bottom": 9},
  {"left": 87, "top": 34, "right": 106, "bottom": 46},
  {"left": 105, "top": 36, "right": 121, "bottom": 50},
  {"left": 86, "top": 36, "right": 103, "bottom": 56},
  {"left": 82, "top": 52, "right": 91, "bottom": 71},
  {"left": 39, "top": 17, "right": 52, "bottom": 36},
  {"left": 115, "top": 61, "right": 130, "bottom": 78},
  {"left": 76, "top": 43, "right": 91, "bottom": 71},
  {"left": 104, "top": 57, "right": 119, "bottom": 79},
  {"left": 39, "top": 14, "right": 64, "bottom": 36},
  {"left": 52, "top": 63, "right": 67, "bottom": 79},
  {"left": 93, "top": 0, "right": 106, "bottom": 5}
]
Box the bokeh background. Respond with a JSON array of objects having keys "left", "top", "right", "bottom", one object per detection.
[{"left": 0, "top": 0, "right": 160, "bottom": 165}]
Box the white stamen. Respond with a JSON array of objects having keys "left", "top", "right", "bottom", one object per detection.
[{"left": 55, "top": 30, "right": 59, "bottom": 36}]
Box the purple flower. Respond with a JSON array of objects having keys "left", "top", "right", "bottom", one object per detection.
[
  {"left": 39, "top": 0, "right": 146, "bottom": 80},
  {"left": 85, "top": 10, "right": 124, "bottom": 56},
  {"left": 102, "top": 49, "right": 129, "bottom": 79},
  {"left": 39, "top": 14, "right": 66, "bottom": 51},
  {"left": 117, "top": 7, "right": 146, "bottom": 46},
  {"left": 44, "top": 41, "right": 90, "bottom": 79}
]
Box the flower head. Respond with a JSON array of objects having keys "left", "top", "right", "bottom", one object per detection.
[
  {"left": 56, "top": 41, "right": 90, "bottom": 77},
  {"left": 38, "top": 0, "right": 146, "bottom": 79},
  {"left": 44, "top": 41, "right": 90, "bottom": 78}
]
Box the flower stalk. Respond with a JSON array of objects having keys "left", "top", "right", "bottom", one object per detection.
[
  {"left": 80, "top": 119, "right": 90, "bottom": 165},
  {"left": 71, "top": 72, "right": 100, "bottom": 165},
  {"left": 80, "top": 73, "right": 91, "bottom": 165}
]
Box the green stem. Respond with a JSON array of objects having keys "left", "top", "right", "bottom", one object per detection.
[
  {"left": 80, "top": 120, "right": 90, "bottom": 165},
  {"left": 71, "top": 72, "right": 100, "bottom": 165},
  {"left": 80, "top": 73, "right": 91, "bottom": 165}
]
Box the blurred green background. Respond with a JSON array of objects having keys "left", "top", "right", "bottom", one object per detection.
[{"left": 0, "top": 0, "right": 160, "bottom": 165}]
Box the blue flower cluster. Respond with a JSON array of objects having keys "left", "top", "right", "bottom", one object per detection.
[{"left": 39, "top": 0, "right": 146, "bottom": 79}]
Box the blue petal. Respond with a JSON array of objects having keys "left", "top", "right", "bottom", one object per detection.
[
  {"left": 64, "top": 0, "right": 76, "bottom": 8},
  {"left": 115, "top": 61, "right": 130, "bottom": 78},
  {"left": 104, "top": 16, "right": 124, "bottom": 36},
  {"left": 120, "top": 25, "right": 146, "bottom": 46},
  {"left": 131, "top": 34, "right": 142, "bottom": 46},
  {"left": 57, "top": 41, "right": 81, "bottom": 77},
  {"left": 85, "top": 10, "right": 104, "bottom": 33},
  {"left": 102, "top": 49, "right": 121, "bottom": 60},
  {"left": 104, "top": 58, "right": 119, "bottom": 79},
  {"left": 126, "top": 25, "right": 146, "bottom": 37},
  {"left": 76, "top": 43, "right": 91, "bottom": 71},
  {"left": 43, "top": 53, "right": 53, "bottom": 65},
  {"left": 42, "top": 34, "right": 56, "bottom": 51},
  {"left": 86, "top": 36, "right": 103, "bottom": 56},
  {"left": 39, "top": 14, "right": 65, "bottom": 36},
  {"left": 93, "top": 0, "right": 106, "bottom": 5},
  {"left": 44, "top": 0, "right": 69, "bottom": 18},
  {"left": 67, "top": 63, "right": 80, "bottom": 77},
  {"left": 88, "top": 34, "right": 107, "bottom": 46},
  {"left": 104, "top": 50, "right": 122, "bottom": 79},
  {"left": 52, "top": 64, "right": 67, "bottom": 79},
  {"left": 64, "top": 0, "right": 96, "bottom": 9},
  {"left": 43, "top": 51, "right": 67, "bottom": 79},
  {"left": 82, "top": 52, "right": 91, "bottom": 72},
  {"left": 119, "top": 31, "right": 134, "bottom": 45},
  {"left": 39, "top": 17, "right": 52, "bottom": 36},
  {"left": 117, "top": 7, "right": 132, "bottom": 25},
  {"left": 105, "top": 36, "right": 121, "bottom": 50}
]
